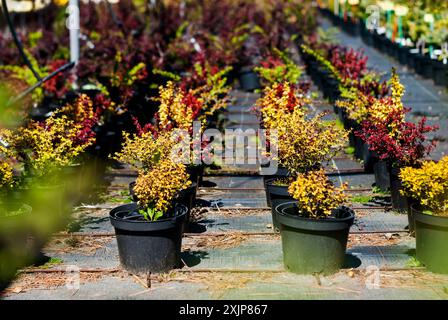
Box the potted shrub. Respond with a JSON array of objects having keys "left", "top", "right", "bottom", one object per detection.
[
  {"left": 114, "top": 128, "right": 198, "bottom": 215},
  {"left": 275, "top": 169, "right": 354, "bottom": 275},
  {"left": 399, "top": 157, "right": 448, "bottom": 273},
  {"left": 254, "top": 48, "right": 304, "bottom": 88},
  {"left": 357, "top": 106, "right": 438, "bottom": 211},
  {"left": 110, "top": 159, "right": 190, "bottom": 274},
  {"left": 258, "top": 102, "right": 347, "bottom": 228},
  {"left": 355, "top": 70, "right": 438, "bottom": 209}
]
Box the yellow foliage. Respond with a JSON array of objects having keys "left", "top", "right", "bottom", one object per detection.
[
  {"left": 133, "top": 160, "right": 191, "bottom": 212},
  {"left": 255, "top": 82, "right": 308, "bottom": 129},
  {"left": 336, "top": 87, "right": 372, "bottom": 123},
  {"left": 156, "top": 81, "right": 198, "bottom": 131},
  {"left": 336, "top": 69, "right": 405, "bottom": 127},
  {"left": 114, "top": 131, "right": 176, "bottom": 171},
  {"left": 400, "top": 157, "right": 448, "bottom": 215},
  {"left": 274, "top": 109, "right": 348, "bottom": 176},
  {"left": 14, "top": 115, "right": 94, "bottom": 176},
  {"left": 288, "top": 169, "right": 349, "bottom": 218}
]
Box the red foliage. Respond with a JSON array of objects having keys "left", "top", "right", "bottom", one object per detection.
[
  {"left": 43, "top": 59, "right": 75, "bottom": 98},
  {"left": 356, "top": 108, "right": 439, "bottom": 167},
  {"left": 330, "top": 46, "right": 368, "bottom": 82}
]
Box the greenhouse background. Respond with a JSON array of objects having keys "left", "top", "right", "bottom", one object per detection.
[{"left": 0, "top": 0, "right": 447, "bottom": 301}]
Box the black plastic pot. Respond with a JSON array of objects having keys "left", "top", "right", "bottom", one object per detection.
[
  {"left": 406, "top": 49, "right": 419, "bottom": 70},
  {"left": 373, "top": 160, "right": 390, "bottom": 191},
  {"left": 432, "top": 60, "right": 448, "bottom": 86},
  {"left": 109, "top": 203, "right": 187, "bottom": 274},
  {"left": 414, "top": 54, "right": 431, "bottom": 78},
  {"left": 406, "top": 198, "right": 418, "bottom": 236},
  {"left": 414, "top": 205, "right": 448, "bottom": 274},
  {"left": 389, "top": 166, "right": 409, "bottom": 212},
  {"left": 129, "top": 182, "right": 196, "bottom": 224},
  {"left": 238, "top": 70, "right": 261, "bottom": 92},
  {"left": 262, "top": 166, "right": 289, "bottom": 207},
  {"left": 360, "top": 142, "right": 376, "bottom": 173},
  {"left": 0, "top": 203, "right": 35, "bottom": 290},
  {"left": 187, "top": 165, "right": 205, "bottom": 187},
  {"left": 265, "top": 179, "right": 292, "bottom": 230},
  {"left": 275, "top": 202, "right": 355, "bottom": 275},
  {"left": 397, "top": 45, "right": 410, "bottom": 65}
]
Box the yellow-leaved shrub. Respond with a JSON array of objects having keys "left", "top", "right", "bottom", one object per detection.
[
  {"left": 275, "top": 109, "right": 348, "bottom": 176},
  {"left": 288, "top": 169, "right": 349, "bottom": 219},
  {"left": 133, "top": 159, "right": 191, "bottom": 213},
  {"left": 400, "top": 157, "right": 448, "bottom": 216}
]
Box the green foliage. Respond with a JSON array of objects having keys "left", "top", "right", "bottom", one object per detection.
[
  {"left": 351, "top": 195, "right": 372, "bottom": 204},
  {"left": 139, "top": 207, "right": 164, "bottom": 221},
  {"left": 38, "top": 257, "right": 63, "bottom": 269},
  {"left": 153, "top": 68, "right": 181, "bottom": 82},
  {"left": 407, "top": 256, "right": 423, "bottom": 268},
  {"left": 372, "top": 186, "right": 390, "bottom": 196},
  {"left": 28, "top": 31, "right": 43, "bottom": 48},
  {"left": 301, "top": 44, "right": 342, "bottom": 85},
  {"left": 0, "top": 49, "right": 48, "bottom": 103},
  {"left": 317, "top": 27, "right": 340, "bottom": 44},
  {"left": 345, "top": 146, "right": 355, "bottom": 155},
  {"left": 255, "top": 48, "right": 303, "bottom": 86}
]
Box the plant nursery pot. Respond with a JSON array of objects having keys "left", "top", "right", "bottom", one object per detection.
[
  {"left": 432, "top": 59, "right": 448, "bottom": 86},
  {"left": 0, "top": 203, "right": 37, "bottom": 290},
  {"left": 265, "top": 178, "right": 292, "bottom": 208},
  {"left": 420, "top": 56, "right": 435, "bottom": 79},
  {"left": 397, "top": 45, "right": 410, "bottom": 65},
  {"left": 406, "top": 198, "right": 418, "bottom": 236},
  {"left": 389, "top": 166, "right": 408, "bottom": 212},
  {"left": 406, "top": 49, "right": 419, "bottom": 70},
  {"left": 186, "top": 165, "right": 205, "bottom": 187},
  {"left": 384, "top": 37, "right": 395, "bottom": 57},
  {"left": 373, "top": 160, "right": 390, "bottom": 191},
  {"left": 377, "top": 34, "right": 389, "bottom": 53},
  {"left": 275, "top": 202, "right": 355, "bottom": 275},
  {"left": 413, "top": 205, "right": 448, "bottom": 274},
  {"left": 129, "top": 182, "right": 196, "bottom": 223},
  {"left": 238, "top": 70, "right": 261, "bottom": 92},
  {"left": 362, "top": 29, "right": 374, "bottom": 47},
  {"left": 109, "top": 203, "right": 187, "bottom": 274},
  {"left": 361, "top": 143, "right": 376, "bottom": 173},
  {"left": 414, "top": 54, "right": 430, "bottom": 77},
  {"left": 262, "top": 166, "right": 289, "bottom": 207}
]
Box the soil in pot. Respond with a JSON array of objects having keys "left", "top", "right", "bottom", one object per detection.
[
  {"left": 110, "top": 203, "right": 187, "bottom": 274},
  {"left": 413, "top": 206, "right": 448, "bottom": 274},
  {"left": 275, "top": 202, "right": 355, "bottom": 275},
  {"left": 265, "top": 178, "right": 291, "bottom": 206}
]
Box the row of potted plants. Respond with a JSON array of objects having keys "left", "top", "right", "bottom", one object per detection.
[
  {"left": 297, "top": 13, "right": 448, "bottom": 274},
  {"left": 399, "top": 157, "right": 448, "bottom": 273},
  {"left": 319, "top": 2, "right": 448, "bottom": 87},
  {"left": 298, "top": 28, "right": 440, "bottom": 213},
  {"left": 0, "top": 93, "right": 102, "bottom": 289},
  {"left": 102, "top": 0, "right": 319, "bottom": 275},
  {"left": 252, "top": 58, "right": 353, "bottom": 274}
]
